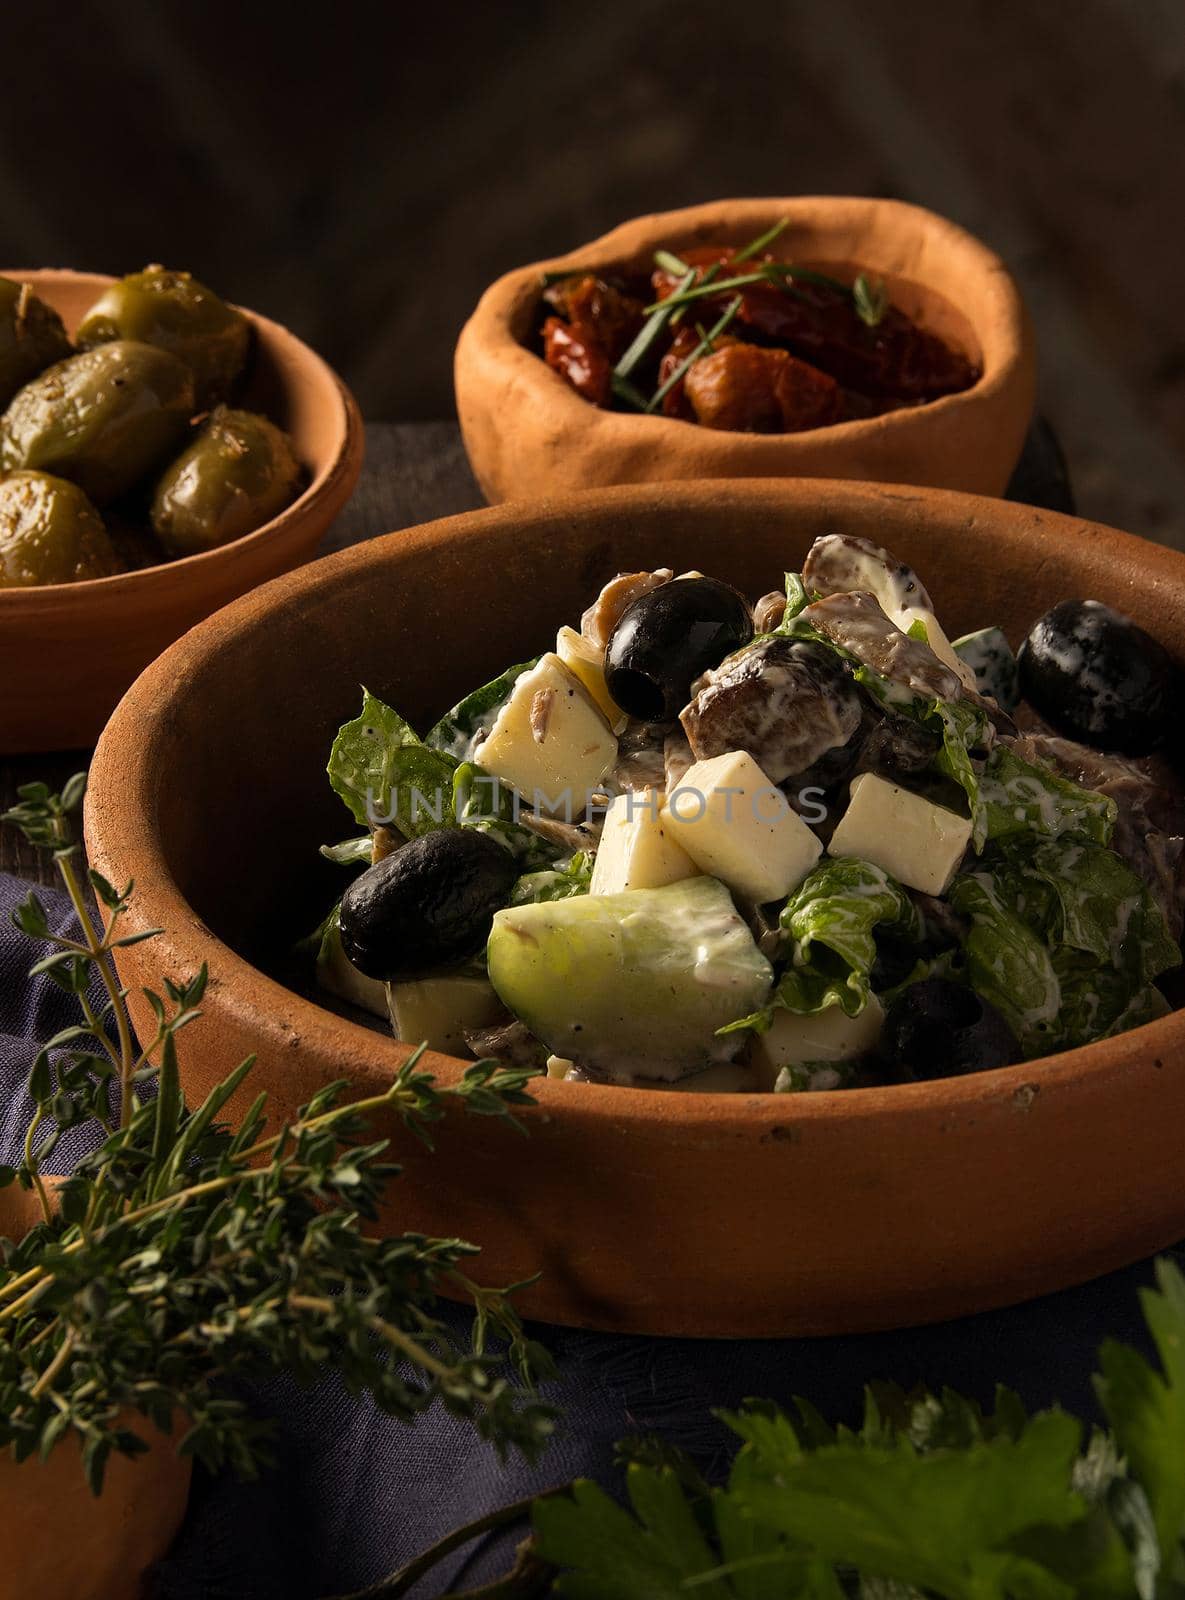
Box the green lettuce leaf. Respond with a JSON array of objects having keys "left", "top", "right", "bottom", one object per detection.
[
  {"left": 766, "top": 571, "right": 810, "bottom": 636},
  {"left": 327, "top": 688, "right": 427, "bottom": 827},
  {"left": 318, "top": 835, "right": 373, "bottom": 867},
  {"left": 992, "top": 837, "right": 1178, "bottom": 984},
  {"left": 950, "top": 836, "right": 1179, "bottom": 1056},
  {"left": 725, "top": 859, "right": 921, "bottom": 1034},
  {"left": 932, "top": 698, "right": 993, "bottom": 821},
  {"left": 425, "top": 657, "right": 538, "bottom": 759},
  {"left": 976, "top": 747, "right": 1116, "bottom": 853},
  {"left": 375, "top": 746, "right": 460, "bottom": 839},
  {"left": 947, "top": 871, "right": 1062, "bottom": 1055},
  {"left": 452, "top": 761, "right": 560, "bottom": 870},
  {"left": 511, "top": 852, "right": 593, "bottom": 906},
  {"left": 779, "top": 858, "right": 921, "bottom": 1015}
]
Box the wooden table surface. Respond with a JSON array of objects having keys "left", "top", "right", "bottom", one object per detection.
[{"left": 0, "top": 414, "right": 1074, "bottom": 886}]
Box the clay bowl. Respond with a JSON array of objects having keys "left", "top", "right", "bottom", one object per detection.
[
  {"left": 86, "top": 481, "right": 1184, "bottom": 1338},
  {"left": 0, "top": 269, "right": 363, "bottom": 754},
  {"left": 0, "top": 1184, "right": 191, "bottom": 1600},
  {"left": 456, "top": 197, "right": 1035, "bottom": 504}
]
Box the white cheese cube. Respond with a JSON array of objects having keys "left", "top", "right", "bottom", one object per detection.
[
  {"left": 828, "top": 772, "right": 972, "bottom": 895},
  {"left": 661, "top": 751, "right": 823, "bottom": 904},
  {"left": 749, "top": 995, "right": 885, "bottom": 1088},
  {"left": 555, "top": 625, "right": 627, "bottom": 731},
  {"left": 387, "top": 974, "right": 504, "bottom": 1056},
  {"left": 473, "top": 653, "right": 618, "bottom": 817},
  {"left": 589, "top": 790, "right": 700, "bottom": 896}
]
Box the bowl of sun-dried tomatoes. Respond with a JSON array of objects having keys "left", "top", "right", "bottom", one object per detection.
[{"left": 455, "top": 197, "right": 1035, "bottom": 503}]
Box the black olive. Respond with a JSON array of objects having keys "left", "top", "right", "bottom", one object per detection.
[
  {"left": 339, "top": 828, "right": 518, "bottom": 981},
  {"left": 1017, "top": 600, "right": 1177, "bottom": 756},
  {"left": 605, "top": 577, "right": 754, "bottom": 722},
  {"left": 883, "top": 978, "right": 1019, "bottom": 1080}
]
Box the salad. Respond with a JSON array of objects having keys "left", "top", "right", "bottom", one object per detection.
[{"left": 305, "top": 534, "right": 1183, "bottom": 1093}]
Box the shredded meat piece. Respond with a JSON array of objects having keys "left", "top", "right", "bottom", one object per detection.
[
  {"left": 683, "top": 341, "right": 842, "bottom": 433},
  {"left": 370, "top": 825, "right": 402, "bottom": 863},
  {"left": 518, "top": 810, "right": 602, "bottom": 853},
  {"left": 803, "top": 590, "right": 963, "bottom": 702},
  {"left": 664, "top": 727, "right": 695, "bottom": 790},
  {"left": 529, "top": 687, "right": 556, "bottom": 744},
  {"left": 1006, "top": 732, "right": 1185, "bottom": 939},
  {"left": 681, "top": 637, "right": 862, "bottom": 783},
  {"left": 856, "top": 710, "right": 943, "bottom": 776},
  {"left": 581, "top": 569, "right": 673, "bottom": 651},
  {"left": 464, "top": 1016, "right": 550, "bottom": 1070},
  {"left": 910, "top": 891, "right": 970, "bottom": 946},
  {"left": 752, "top": 590, "right": 788, "bottom": 634},
  {"left": 611, "top": 718, "right": 670, "bottom": 792}
]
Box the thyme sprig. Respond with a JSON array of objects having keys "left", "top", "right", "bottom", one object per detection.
[{"left": 0, "top": 776, "right": 555, "bottom": 1493}]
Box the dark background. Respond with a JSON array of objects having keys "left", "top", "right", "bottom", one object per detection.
[{"left": 5, "top": 0, "right": 1185, "bottom": 544}]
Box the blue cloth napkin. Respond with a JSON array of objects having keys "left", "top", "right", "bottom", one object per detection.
[{"left": 0, "top": 870, "right": 1171, "bottom": 1598}]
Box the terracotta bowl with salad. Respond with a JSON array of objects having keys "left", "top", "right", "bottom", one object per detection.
[
  {"left": 456, "top": 198, "right": 1035, "bottom": 503},
  {"left": 86, "top": 480, "right": 1185, "bottom": 1336}
]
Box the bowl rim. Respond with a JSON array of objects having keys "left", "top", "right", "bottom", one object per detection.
[
  {"left": 85, "top": 477, "right": 1185, "bottom": 1140},
  {"left": 0, "top": 266, "right": 362, "bottom": 603},
  {"left": 459, "top": 195, "right": 1033, "bottom": 457}
]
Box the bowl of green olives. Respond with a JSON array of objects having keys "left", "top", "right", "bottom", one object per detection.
[{"left": 0, "top": 267, "right": 363, "bottom": 752}]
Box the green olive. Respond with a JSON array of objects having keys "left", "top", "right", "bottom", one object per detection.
[
  {"left": 0, "top": 277, "right": 72, "bottom": 410},
  {"left": 151, "top": 407, "right": 303, "bottom": 556},
  {"left": 0, "top": 470, "right": 121, "bottom": 587},
  {"left": 75, "top": 265, "right": 251, "bottom": 409},
  {"left": 0, "top": 341, "right": 194, "bottom": 505}
]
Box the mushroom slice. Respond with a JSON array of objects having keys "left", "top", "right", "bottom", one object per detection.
[
  {"left": 803, "top": 590, "right": 964, "bottom": 704},
  {"left": 680, "top": 636, "right": 862, "bottom": 783},
  {"left": 580, "top": 569, "right": 674, "bottom": 651},
  {"left": 803, "top": 532, "right": 977, "bottom": 690}
]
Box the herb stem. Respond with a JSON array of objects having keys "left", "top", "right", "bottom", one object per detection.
[
  {"left": 645, "top": 296, "right": 742, "bottom": 413},
  {"left": 288, "top": 1294, "right": 457, "bottom": 1383},
  {"left": 22, "top": 1108, "right": 52, "bottom": 1226},
  {"left": 332, "top": 1488, "right": 569, "bottom": 1599},
  {"left": 55, "top": 852, "right": 136, "bottom": 1128},
  {"left": 642, "top": 270, "right": 769, "bottom": 314},
  {"left": 732, "top": 215, "right": 790, "bottom": 264},
  {"left": 1, "top": 1082, "right": 415, "bottom": 1312},
  {"left": 613, "top": 267, "right": 695, "bottom": 381},
  {"left": 30, "top": 1328, "right": 75, "bottom": 1399}
]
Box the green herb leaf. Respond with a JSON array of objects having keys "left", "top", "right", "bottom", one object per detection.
[
  {"left": 319, "top": 836, "right": 373, "bottom": 868},
  {"left": 327, "top": 688, "right": 424, "bottom": 827},
  {"left": 1097, "top": 1259, "right": 1185, "bottom": 1585},
  {"left": 852, "top": 273, "right": 890, "bottom": 328}
]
